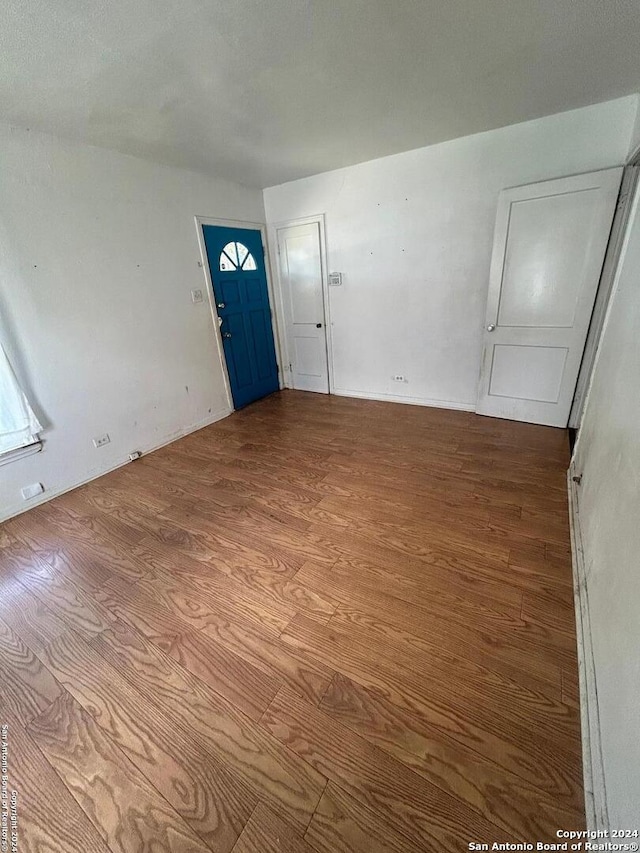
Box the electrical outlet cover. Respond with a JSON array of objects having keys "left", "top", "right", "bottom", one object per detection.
[{"left": 21, "top": 482, "right": 44, "bottom": 500}]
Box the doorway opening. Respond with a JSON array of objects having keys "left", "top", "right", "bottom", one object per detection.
[
  {"left": 198, "top": 220, "right": 281, "bottom": 410},
  {"left": 476, "top": 168, "right": 622, "bottom": 427},
  {"left": 271, "top": 215, "right": 332, "bottom": 394},
  {"left": 568, "top": 160, "right": 640, "bottom": 429}
]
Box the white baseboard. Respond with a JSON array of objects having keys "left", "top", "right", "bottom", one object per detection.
[
  {"left": 568, "top": 466, "right": 608, "bottom": 830},
  {"left": 0, "top": 406, "right": 232, "bottom": 524},
  {"left": 332, "top": 387, "right": 475, "bottom": 412}
]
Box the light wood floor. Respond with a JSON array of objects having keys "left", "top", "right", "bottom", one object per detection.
[{"left": 0, "top": 390, "right": 584, "bottom": 852}]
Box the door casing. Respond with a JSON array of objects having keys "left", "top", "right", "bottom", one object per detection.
[
  {"left": 569, "top": 162, "right": 640, "bottom": 428},
  {"left": 476, "top": 168, "right": 622, "bottom": 427},
  {"left": 194, "top": 216, "right": 284, "bottom": 411},
  {"left": 268, "top": 214, "right": 334, "bottom": 394}
]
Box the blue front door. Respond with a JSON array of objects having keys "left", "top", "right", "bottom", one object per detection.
[{"left": 203, "top": 225, "right": 280, "bottom": 409}]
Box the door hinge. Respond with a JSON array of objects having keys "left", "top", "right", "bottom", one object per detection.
[{"left": 572, "top": 474, "right": 583, "bottom": 485}]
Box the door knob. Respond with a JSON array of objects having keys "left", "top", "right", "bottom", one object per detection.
[
  {"left": 316, "top": 323, "right": 322, "bottom": 328},
  {"left": 487, "top": 324, "right": 496, "bottom": 332},
  {"left": 222, "top": 332, "right": 232, "bottom": 339},
  {"left": 217, "top": 302, "right": 225, "bottom": 309}
]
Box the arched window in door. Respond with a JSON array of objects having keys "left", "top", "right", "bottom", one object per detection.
[{"left": 219, "top": 241, "right": 257, "bottom": 271}]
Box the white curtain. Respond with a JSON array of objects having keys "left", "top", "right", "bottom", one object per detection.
[{"left": 0, "top": 343, "right": 42, "bottom": 454}]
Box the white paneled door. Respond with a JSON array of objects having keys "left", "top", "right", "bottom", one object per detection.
[
  {"left": 476, "top": 168, "right": 622, "bottom": 427},
  {"left": 276, "top": 222, "right": 329, "bottom": 393}
]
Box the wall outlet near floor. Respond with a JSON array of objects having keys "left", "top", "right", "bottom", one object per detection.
[
  {"left": 191, "top": 288, "right": 204, "bottom": 304},
  {"left": 21, "top": 482, "right": 44, "bottom": 500},
  {"left": 92, "top": 433, "right": 111, "bottom": 448},
  {"left": 391, "top": 374, "right": 408, "bottom": 383}
]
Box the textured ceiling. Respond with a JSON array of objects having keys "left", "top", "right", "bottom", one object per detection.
[{"left": 2, "top": 0, "right": 640, "bottom": 187}]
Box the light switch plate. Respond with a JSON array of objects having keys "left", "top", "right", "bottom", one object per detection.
[{"left": 191, "top": 289, "right": 204, "bottom": 303}]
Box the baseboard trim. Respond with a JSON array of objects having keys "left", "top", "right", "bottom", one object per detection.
[
  {"left": 0, "top": 406, "right": 232, "bottom": 524},
  {"left": 568, "top": 466, "right": 608, "bottom": 830},
  {"left": 332, "top": 387, "right": 475, "bottom": 412}
]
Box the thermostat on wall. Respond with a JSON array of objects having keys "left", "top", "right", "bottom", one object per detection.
[{"left": 328, "top": 272, "right": 343, "bottom": 286}]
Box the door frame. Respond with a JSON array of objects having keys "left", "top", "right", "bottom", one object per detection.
[
  {"left": 267, "top": 214, "right": 334, "bottom": 393},
  {"left": 194, "top": 216, "right": 285, "bottom": 411},
  {"left": 569, "top": 159, "right": 640, "bottom": 428},
  {"left": 476, "top": 167, "right": 623, "bottom": 427}
]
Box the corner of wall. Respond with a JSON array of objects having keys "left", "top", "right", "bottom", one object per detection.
[
  {"left": 0, "top": 404, "right": 232, "bottom": 524},
  {"left": 627, "top": 93, "right": 640, "bottom": 160},
  {"left": 567, "top": 467, "right": 608, "bottom": 830}
]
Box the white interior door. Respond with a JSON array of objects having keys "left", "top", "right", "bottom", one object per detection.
[
  {"left": 277, "top": 222, "right": 329, "bottom": 393},
  {"left": 476, "top": 168, "right": 622, "bottom": 427}
]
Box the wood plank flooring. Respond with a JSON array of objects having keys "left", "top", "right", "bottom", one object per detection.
[{"left": 0, "top": 390, "right": 584, "bottom": 851}]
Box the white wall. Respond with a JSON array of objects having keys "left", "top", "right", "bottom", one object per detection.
[
  {"left": 572, "top": 181, "right": 640, "bottom": 827},
  {"left": 264, "top": 97, "right": 637, "bottom": 410},
  {"left": 0, "top": 123, "right": 264, "bottom": 522},
  {"left": 628, "top": 94, "right": 640, "bottom": 157}
]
